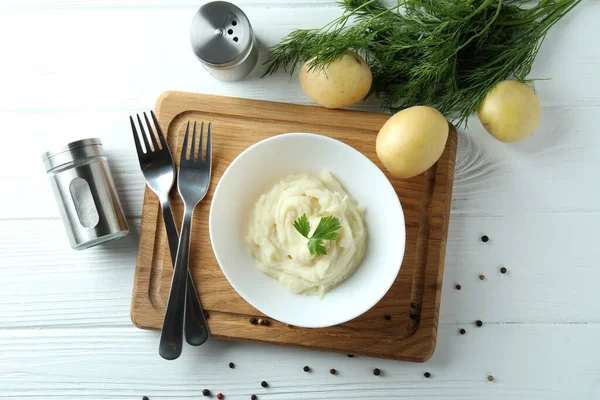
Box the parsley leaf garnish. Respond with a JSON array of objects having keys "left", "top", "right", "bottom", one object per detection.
[
  {"left": 292, "top": 213, "right": 311, "bottom": 239},
  {"left": 293, "top": 214, "right": 341, "bottom": 256}
]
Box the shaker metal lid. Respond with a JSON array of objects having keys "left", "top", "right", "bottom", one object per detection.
[
  {"left": 42, "top": 138, "right": 103, "bottom": 172},
  {"left": 190, "top": 1, "right": 254, "bottom": 68}
]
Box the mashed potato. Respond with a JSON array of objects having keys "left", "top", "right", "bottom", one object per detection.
[{"left": 246, "top": 171, "right": 366, "bottom": 297}]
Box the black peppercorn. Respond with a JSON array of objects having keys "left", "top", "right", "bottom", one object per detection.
[
  {"left": 204, "top": 311, "right": 210, "bottom": 319},
  {"left": 373, "top": 368, "right": 381, "bottom": 376},
  {"left": 476, "top": 320, "right": 483, "bottom": 327},
  {"left": 384, "top": 315, "right": 392, "bottom": 321},
  {"left": 481, "top": 235, "right": 489, "bottom": 242},
  {"left": 251, "top": 395, "right": 257, "bottom": 400},
  {"left": 142, "top": 397, "right": 149, "bottom": 400},
  {"left": 262, "top": 319, "right": 269, "bottom": 326},
  {"left": 330, "top": 368, "right": 337, "bottom": 375},
  {"left": 303, "top": 366, "right": 310, "bottom": 372},
  {"left": 260, "top": 381, "right": 268, "bottom": 388},
  {"left": 459, "top": 328, "right": 466, "bottom": 335},
  {"left": 229, "top": 362, "right": 235, "bottom": 369},
  {"left": 455, "top": 284, "right": 462, "bottom": 290},
  {"left": 202, "top": 389, "right": 211, "bottom": 396},
  {"left": 250, "top": 317, "right": 258, "bottom": 325},
  {"left": 424, "top": 372, "right": 431, "bottom": 378},
  {"left": 500, "top": 267, "right": 507, "bottom": 274},
  {"left": 410, "top": 313, "right": 418, "bottom": 320},
  {"left": 347, "top": 354, "right": 354, "bottom": 358}
]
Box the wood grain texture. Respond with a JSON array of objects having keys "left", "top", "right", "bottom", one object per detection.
[
  {"left": 2, "top": 324, "right": 599, "bottom": 400},
  {"left": 3, "top": 212, "right": 600, "bottom": 330},
  {"left": 130, "top": 92, "right": 457, "bottom": 362},
  {"left": 1, "top": 1, "right": 599, "bottom": 398}
]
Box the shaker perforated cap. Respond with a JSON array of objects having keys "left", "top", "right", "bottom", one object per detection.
[{"left": 190, "top": 1, "right": 254, "bottom": 68}]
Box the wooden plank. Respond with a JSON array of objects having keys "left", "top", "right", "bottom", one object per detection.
[
  {"left": 0, "top": 4, "right": 597, "bottom": 114},
  {"left": 129, "top": 92, "right": 457, "bottom": 362},
  {"left": 3, "top": 212, "right": 599, "bottom": 330},
  {"left": 1, "top": 324, "right": 598, "bottom": 399},
  {"left": 4, "top": 101, "right": 598, "bottom": 220}
]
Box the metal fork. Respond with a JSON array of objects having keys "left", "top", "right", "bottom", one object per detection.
[
  {"left": 159, "top": 121, "right": 212, "bottom": 360},
  {"left": 129, "top": 112, "right": 209, "bottom": 349}
]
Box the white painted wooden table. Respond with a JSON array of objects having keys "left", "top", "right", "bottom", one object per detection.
[{"left": 1, "top": 1, "right": 599, "bottom": 399}]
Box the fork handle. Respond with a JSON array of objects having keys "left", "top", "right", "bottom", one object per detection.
[
  {"left": 161, "top": 202, "right": 209, "bottom": 347},
  {"left": 159, "top": 206, "right": 196, "bottom": 360}
]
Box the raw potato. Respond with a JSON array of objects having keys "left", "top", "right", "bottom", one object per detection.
[
  {"left": 376, "top": 106, "right": 449, "bottom": 179},
  {"left": 299, "top": 50, "right": 372, "bottom": 108},
  {"left": 478, "top": 80, "right": 541, "bottom": 142}
]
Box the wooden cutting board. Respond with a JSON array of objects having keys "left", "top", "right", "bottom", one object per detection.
[{"left": 131, "top": 91, "right": 457, "bottom": 362}]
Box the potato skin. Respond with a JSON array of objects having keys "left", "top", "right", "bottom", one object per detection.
[
  {"left": 376, "top": 106, "right": 449, "bottom": 179},
  {"left": 478, "top": 80, "right": 541, "bottom": 142},
  {"left": 299, "top": 50, "right": 372, "bottom": 109}
]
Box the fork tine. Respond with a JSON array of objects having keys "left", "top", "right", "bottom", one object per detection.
[
  {"left": 199, "top": 122, "right": 204, "bottom": 162},
  {"left": 143, "top": 112, "right": 160, "bottom": 152},
  {"left": 191, "top": 121, "right": 197, "bottom": 161},
  {"left": 150, "top": 110, "right": 168, "bottom": 150},
  {"left": 130, "top": 116, "right": 144, "bottom": 156},
  {"left": 206, "top": 122, "right": 212, "bottom": 164},
  {"left": 181, "top": 121, "right": 190, "bottom": 161},
  {"left": 136, "top": 114, "right": 151, "bottom": 153}
]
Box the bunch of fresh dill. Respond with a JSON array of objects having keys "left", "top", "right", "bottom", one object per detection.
[{"left": 264, "top": 0, "right": 581, "bottom": 126}]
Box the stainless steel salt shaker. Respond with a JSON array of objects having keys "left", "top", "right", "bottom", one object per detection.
[
  {"left": 42, "top": 138, "right": 129, "bottom": 250},
  {"left": 190, "top": 1, "right": 259, "bottom": 81}
]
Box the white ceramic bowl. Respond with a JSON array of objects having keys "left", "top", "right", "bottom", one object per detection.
[{"left": 209, "top": 133, "right": 405, "bottom": 328}]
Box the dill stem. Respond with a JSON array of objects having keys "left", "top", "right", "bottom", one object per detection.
[
  {"left": 322, "top": 0, "right": 380, "bottom": 32},
  {"left": 448, "top": 0, "right": 503, "bottom": 60},
  {"left": 497, "top": 0, "right": 578, "bottom": 26},
  {"left": 464, "top": 0, "right": 496, "bottom": 20}
]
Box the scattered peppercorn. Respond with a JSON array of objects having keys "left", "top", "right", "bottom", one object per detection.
[
  {"left": 251, "top": 395, "right": 257, "bottom": 400},
  {"left": 262, "top": 319, "right": 269, "bottom": 326},
  {"left": 204, "top": 311, "right": 210, "bottom": 319},
  {"left": 257, "top": 318, "right": 264, "bottom": 325},
  {"left": 455, "top": 284, "right": 462, "bottom": 290},
  {"left": 260, "top": 381, "right": 268, "bottom": 388},
  {"left": 410, "top": 302, "right": 418, "bottom": 309},
  {"left": 250, "top": 317, "right": 258, "bottom": 325},
  {"left": 500, "top": 267, "right": 507, "bottom": 274},
  {"left": 217, "top": 393, "right": 224, "bottom": 400},
  {"left": 384, "top": 315, "right": 392, "bottom": 321},
  {"left": 488, "top": 375, "right": 495, "bottom": 382},
  {"left": 303, "top": 366, "right": 310, "bottom": 372},
  {"left": 202, "top": 389, "right": 211, "bottom": 396},
  {"left": 479, "top": 274, "right": 485, "bottom": 280},
  {"left": 459, "top": 328, "right": 466, "bottom": 335},
  {"left": 142, "top": 397, "right": 149, "bottom": 400},
  {"left": 229, "top": 362, "right": 235, "bottom": 369},
  {"left": 410, "top": 313, "right": 418, "bottom": 320},
  {"left": 476, "top": 320, "right": 483, "bottom": 327},
  {"left": 373, "top": 368, "right": 381, "bottom": 376},
  {"left": 424, "top": 372, "right": 431, "bottom": 378},
  {"left": 481, "top": 235, "right": 489, "bottom": 242},
  {"left": 286, "top": 324, "right": 294, "bottom": 327},
  {"left": 330, "top": 368, "right": 337, "bottom": 375},
  {"left": 347, "top": 354, "right": 354, "bottom": 358}
]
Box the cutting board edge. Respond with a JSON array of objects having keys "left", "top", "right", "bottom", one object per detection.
[{"left": 129, "top": 91, "right": 457, "bottom": 362}]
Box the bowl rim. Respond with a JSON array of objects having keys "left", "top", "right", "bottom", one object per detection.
[{"left": 208, "top": 132, "right": 406, "bottom": 328}]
